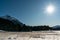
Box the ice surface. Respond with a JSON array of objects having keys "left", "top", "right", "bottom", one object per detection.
[{"left": 0, "top": 31, "right": 60, "bottom": 40}]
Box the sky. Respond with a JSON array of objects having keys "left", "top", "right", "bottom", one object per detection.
[{"left": 0, "top": 0, "right": 60, "bottom": 27}]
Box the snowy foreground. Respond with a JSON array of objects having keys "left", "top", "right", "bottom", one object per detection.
[{"left": 0, "top": 31, "right": 60, "bottom": 40}]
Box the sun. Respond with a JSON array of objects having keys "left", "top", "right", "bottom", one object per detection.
[{"left": 46, "top": 5, "right": 55, "bottom": 15}]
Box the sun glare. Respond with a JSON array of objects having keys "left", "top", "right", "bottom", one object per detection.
[{"left": 46, "top": 5, "right": 55, "bottom": 15}]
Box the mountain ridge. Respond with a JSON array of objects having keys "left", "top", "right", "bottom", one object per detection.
[{"left": 0, "top": 15, "right": 60, "bottom": 32}]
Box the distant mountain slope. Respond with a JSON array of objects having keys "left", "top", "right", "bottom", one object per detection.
[{"left": 52, "top": 25, "right": 60, "bottom": 30}]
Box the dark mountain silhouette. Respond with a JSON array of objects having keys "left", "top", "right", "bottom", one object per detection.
[
  {"left": 0, "top": 15, "right": 24, "bottom": 31},
  {"left": 0, "top": 15, "right": 59, "bottom": 32},
  {"left": 1, "top": 15, "right": 23, "bottom": 27}
]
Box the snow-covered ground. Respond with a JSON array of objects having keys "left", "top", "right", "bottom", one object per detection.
[{"left": 0, "top": 31, "right": 60, "bottom": 40}]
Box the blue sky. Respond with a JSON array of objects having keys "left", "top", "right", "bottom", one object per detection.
[{"left": 0, "top": 0, "right": 60, "bottom": 26}]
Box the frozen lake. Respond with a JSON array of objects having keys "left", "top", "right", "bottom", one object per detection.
[{"left": 0, "top": 31, "right": 60, "bottom": 40}]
